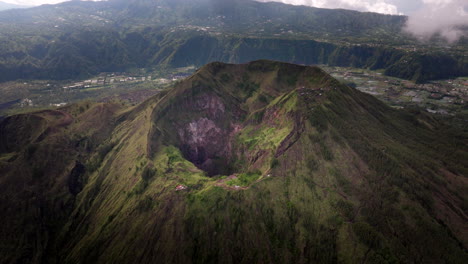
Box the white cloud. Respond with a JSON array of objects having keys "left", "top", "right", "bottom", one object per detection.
[
  {"left": 1, "top": 0, "right": 66, "bottom": 5},
  {"left": 1, "top": 0, "right": 101, "bottom": 6},
  {"left": 404, "top": 0, "right": 468, "bottom": 42},
  {"left": 256, "top": 0, "right": 401, "bottom": 15}
]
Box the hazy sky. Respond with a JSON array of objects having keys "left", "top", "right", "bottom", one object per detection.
[
  {"left": 1, "top": 0, "right": 100, "bottom": 6},
  {"left": 2, "top": 0, "right": 67, "bottom": 6}
]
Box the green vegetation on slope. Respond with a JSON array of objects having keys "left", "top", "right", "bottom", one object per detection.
[{"left": 0, "top": 60, "right": 466, "bottom": 264}]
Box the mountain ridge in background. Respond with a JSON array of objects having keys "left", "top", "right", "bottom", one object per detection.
[
  {"left": 0, "top": 0, "right": 465, "bottom": 83},
  {"left": 0, "top": 60, "right": 466, "bottom": 263}
]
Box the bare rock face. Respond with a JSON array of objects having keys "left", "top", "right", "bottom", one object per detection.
[
  {"left": 185, "top": 118, "right": 222, "bottom": 146},
  {"left": 175, "top": 93, "right": 239, "bottom": 176},
  {"left": 191, "top": 93, "right": 226, "bottom": 119},
  {"left": 179, "top": 118, "right": 224, "bottom": 172}
]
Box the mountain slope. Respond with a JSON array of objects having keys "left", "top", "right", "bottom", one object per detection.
[
  {"left": 0, "top": 0, "right": 465, "bottom": 83},
  {"left": 0, "top": 60, "right": 467, "bottom": 264}
]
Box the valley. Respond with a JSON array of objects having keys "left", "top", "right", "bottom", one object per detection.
[
  {"left": 0, "top": 65, "right": 195, "bottom": 116},
  {"left": 324, "top": 66, "right": 468, "bottom": 117},
  {"left": 2, "top": 64, "right": 465, "bottom": 124}
]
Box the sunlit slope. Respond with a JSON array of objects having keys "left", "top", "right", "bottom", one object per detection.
[
  {"left": 0, "top": 0, "right": 465, "bottom": 82},
  {"left": 0, "top": 60, "right": 466, "bottom": 264}
]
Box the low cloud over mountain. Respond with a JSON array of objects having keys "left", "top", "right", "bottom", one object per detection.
[
  {"left": 404, "top": 0, "right": 468, "bottom": 43},
  {"left": 255, "top": 0, "right": 401, "bottom": 15},
  {"left": 257, "top": 0, "right": 467, "bottom": 42}
]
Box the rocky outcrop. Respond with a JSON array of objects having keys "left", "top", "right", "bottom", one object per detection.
[{"left": 179, "top": 118, "right": 230, "bottom": 175}]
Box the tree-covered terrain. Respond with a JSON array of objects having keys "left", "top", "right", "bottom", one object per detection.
[
  {"left": 0, "top": 60, "right": 466, "bottom": 263},
  {"left": 0, "top": 0, "right": 466, "bottom": 83}
]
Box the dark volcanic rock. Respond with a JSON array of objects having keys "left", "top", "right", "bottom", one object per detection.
[{"left": 68, "top": 161, "right": 86, "bottom": 195}]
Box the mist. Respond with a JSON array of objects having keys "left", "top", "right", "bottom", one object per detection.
[
  {"left": 404, "top": 0, "right": 468, "bottom": 43},
  {"left": 256, "top": 0, "right": 467, "bottom": 43},
  {"left": 255, "top": 0, "right": 401, "bottom": 15}
]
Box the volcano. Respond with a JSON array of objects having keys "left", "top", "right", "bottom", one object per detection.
[{"left": 0, "top": 60, "right": 467, "bottom": 263}]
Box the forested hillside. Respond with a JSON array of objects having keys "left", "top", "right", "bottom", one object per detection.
[
  {"left": 0, "top": 0, "right": 466, "bottom": 83},
  {"left": 0, "top": 60, "right": 466, "bottom": 263}
]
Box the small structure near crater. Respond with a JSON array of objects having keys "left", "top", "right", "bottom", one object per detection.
[{"left": 175, "top": 185, "right": 187, "bottom": 191}]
